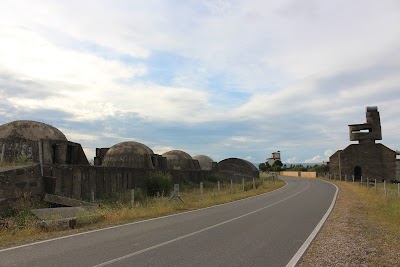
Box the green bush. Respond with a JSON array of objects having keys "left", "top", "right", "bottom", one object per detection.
[
  {"left": 145, "top": 172, "right": 172, "bottom": 196},
  {"left": 15, "top": 153, "right": 31, "bottom": 164}
]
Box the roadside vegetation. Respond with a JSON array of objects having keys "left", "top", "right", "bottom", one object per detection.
[
  {"left": 0, "top": 172, "right": 285, "bottom": 248},
  {"left": 0, "top": 153, "right": 33, "bottom": 168},
  {"left": 300, "top": 178, "right": 400, "bottom": 266}
]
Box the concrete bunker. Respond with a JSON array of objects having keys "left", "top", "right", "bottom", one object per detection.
[
  {"left": 101, "top": 141, "right": 156, "bottom": 169},
  {"left": 0, "top": 120, "right": 88, "bottom": 165},
  {"left": 193, "top": 155, "right": 216, "bottom": 171},
  {"left": 162, "top": 150, "right": 200, "bottom": 170},
  {"left": 216, "top": 158, "right": 259, "bottom": 181}
]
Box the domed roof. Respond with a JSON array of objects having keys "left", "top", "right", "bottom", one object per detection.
[
  {"left": 217, "top": 158, "right": 259, "bottom": 172},
  {"left": 162, "top": 150, "right": 193, "bottom": 160},
  {"left": 193, "top": 155, "right": 215, "bottom": 170},
  {"left": 104, "top": 141, "right": 154, "bottom": 158},
  {"left": 0, "top": 120, "right": 67, "bottom": 141},
  {"left": 102, "top": 141, "right": 154, "bottom": 168}
]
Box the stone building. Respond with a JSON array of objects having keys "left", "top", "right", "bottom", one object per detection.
[
  {"left": 266, "top": 151, "right": 281, "bottom": 166},
  {"left": 193, "top": 155, "right": 216, "bottom": 170},
  {"left": 329, "top": 107, "right": 397, "bottom": 181},
  {"left": 216, "top": 158, "right": 259, "bottom": 181}
]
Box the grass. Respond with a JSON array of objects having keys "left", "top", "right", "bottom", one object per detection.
[
  {"left": 0, "top": 154, "right": 33, "bottom": 168},
  {"left": 321, "top": 178, "right": 400, "bottom": 265},
  {"left": 0, "top": 173, "right": 285, "bottom": 248}
]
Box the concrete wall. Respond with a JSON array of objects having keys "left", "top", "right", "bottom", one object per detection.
[
  {"left": 280, "top": 171, "right": 316, "bottom": 178},
  {"left": 0, "top": 164, "right": 43, "bottom": 199},
  {"left": 42, "top": 165, "right": 215, "bottom": 200}
]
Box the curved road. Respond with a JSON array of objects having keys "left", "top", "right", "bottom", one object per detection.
[{"left": 0, "top": 176, "right": 337, "bottom": 267}]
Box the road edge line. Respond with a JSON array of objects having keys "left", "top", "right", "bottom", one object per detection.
[{"left": 285, "top": 179, "right": 339, "bottom": 267}]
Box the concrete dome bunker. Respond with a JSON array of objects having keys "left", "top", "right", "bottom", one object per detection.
[
  {"left": 162, "top": 150, "right": 200, "bottom": 170},
  {"left": 193, "top": 155, "right": 216, "bottom": 171},
  {"left": 216, "top": 157, "right": 259, "bottom": 181},
  {"left": 101, "top": 141, "right": 157, "bottom": 169},
  {"left": 0, "top": 120, "right": 88, "bottom": 165}
]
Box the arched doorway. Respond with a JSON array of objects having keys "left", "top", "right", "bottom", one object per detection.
[{"left": 354, "top": 166, "right": 362, "bottom": 180}]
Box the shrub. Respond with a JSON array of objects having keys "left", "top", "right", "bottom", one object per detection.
[{"left": 145, "top": 172, "right": 172, "bottom": 196}]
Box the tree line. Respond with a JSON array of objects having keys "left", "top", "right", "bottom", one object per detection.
[{"left": 259, "top": 161, "right": 329, "bottom": 174}]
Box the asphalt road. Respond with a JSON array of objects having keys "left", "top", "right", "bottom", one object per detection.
[{"left": 0, "top": 176, "right": 337, "bottom": 267}]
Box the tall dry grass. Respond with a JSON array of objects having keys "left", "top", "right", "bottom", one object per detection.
[{"left": 323, "top": 178, "right": 400, "bottom": 265}]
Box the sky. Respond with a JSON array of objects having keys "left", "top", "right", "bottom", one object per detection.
[{"left": 1, "top": 0, "right": 399, "bottom": 165}]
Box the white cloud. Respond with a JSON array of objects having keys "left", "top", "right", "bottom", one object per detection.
[
  {"left": 305, "top": 155, "right": 322, "bottom": 163},
  {"left": 152, "top": 145, "right": 177, "bottom": 155},
  {"left": 286, "top": 157, "right": 296, "bottom": 164},
  {"left": 0, "top": 1, "right": 400, "bottom": 163},
  {"left": 324, "top": 149, "right": 334, "bottom": 158}
]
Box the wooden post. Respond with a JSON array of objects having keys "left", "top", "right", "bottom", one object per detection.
[
  {"left": 398, "top": 183, "right": 400, "bottom": 198},
  {"left": 131, "top": 189, "right": 135, "bottom": 208},
  {"left": 345, "top": 174, "right": 347, "bottom": 182},
  {"left": 253, "top": 178, "right": 256, "bottom": 190},
  {"left": 352, "top": 175, "right": 355, "bottom": 183},
  {"left": 384, "top": 180, "right": 387, "bottom": 196},
  {"left": 217, "top": 181, "right": 220, "bottom": 197},
  {"left": 230, "top": 180, "right": 233, "bottom": 194},
  {"left": 361, "top": 176, "right": 363, "bottom": 186},
  {"left": 242, "top": 178, "right": 245, "bottom": 192},
  {"left": 375, "top": 179, "right": 377, "bottom": 192},
  {"left": 200, "top": 182, "right": 203, "bottom": 205},
  {"left": 367, "top": 177, "right": 369, "bottom": 189},
  {"left": 91, "top": 189, "right": 95, "bottom": 203}
]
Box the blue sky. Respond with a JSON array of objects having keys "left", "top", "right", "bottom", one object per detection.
[{"left": 1, "top": 0, "right": 399, "bottom": 164}]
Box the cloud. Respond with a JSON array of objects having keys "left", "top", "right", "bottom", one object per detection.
[
  {"left": 324, "top": 149, "right": 334, "bottom": 158},
  {"left": 0, "top": 0, "right": 399, "bottom": 164},
  {"left": 286, "top": 157, "right": 296, "bottom": 164},
  {"left": 305, "top": 155, "right": 322, "bottom": 164}
]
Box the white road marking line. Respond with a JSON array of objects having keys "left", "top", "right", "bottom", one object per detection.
[
  {"left": 92, "top": 180, "right": 311, "bottom": 267},
  {"left": 286, "top": 179, "right": 339, "bottom": 267}
]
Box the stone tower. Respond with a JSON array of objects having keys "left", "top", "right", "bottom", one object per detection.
[{"left": 349, "top": 106, "right": 382, "bottom": 144}]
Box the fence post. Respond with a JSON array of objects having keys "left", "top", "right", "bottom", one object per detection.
[
  {"left": 242, "top": 178, "right": 245, "bottom": 192},
  {"left": 397, "top": 182, "right": 400, "bottom": 198},
  {"left": 230, "top": 180, "right": 233, "bottom": 194},
  {"left": 217, "top": 181, "right": 220, "bottom": 197},
  {"left": 345, "top": 174, "right": 347, "bottom": 182},
  {"left": 91, "top": 189, "right": 95, "bottom": 203},
  {"left": 367, "top": 177, "right": 369, "bottom": 189},
  {"left": 361, "top": 176, "right": 363, "bottom": 187},
  {"left": 352, "top": 175, "right": 355, "bottom": 183},
  {"left": 253, "top": 178, "right": 256, "bottom": 190},
  {"left": 375, "top": 179, "right": 377, "bottom": 192},
  {"left": 131, "top": 189, "right": 135, "bottom": 207},
  {"left": 200, "top": 182, "right": 203, "bottom": 205},
  {"left": 384, "top": 180, "right": 387, "bottom": 196}
]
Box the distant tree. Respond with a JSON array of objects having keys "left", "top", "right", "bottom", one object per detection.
[
  {"left": 259, "top": 163, "right": 267, "bottom": 172},
  {"left": 272, "top": 160, "right": 283, "bottom": 172},
  {"left": 265, "top": 162, "right": 272, "bottom": 172}
]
